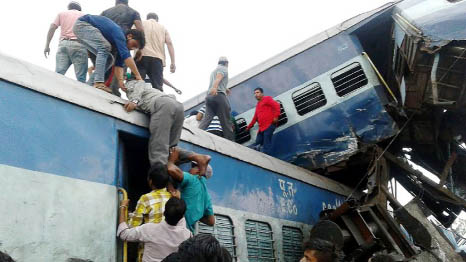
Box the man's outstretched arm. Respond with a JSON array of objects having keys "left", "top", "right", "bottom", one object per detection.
[{"left": 167, "top": 147, "right": 184, "bottom": 182}]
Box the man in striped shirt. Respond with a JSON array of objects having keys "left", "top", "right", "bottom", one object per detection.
[{"left": 198, "top": 105, "right": 223, "bottom": 137}]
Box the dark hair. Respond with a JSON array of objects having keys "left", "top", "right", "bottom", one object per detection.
[
  {"left": 0, "top": 251, "right": 15, "bottom": 262},
  {"left": 303, "top": 238, "right": 335, "bottom": 262},
  {"left": 254, "top": 87, "right": 263, "bottom": 93},
  {"left": 127, "top": 29, "right": 145, "bottom": 49},
  {"left": 147, "top": 12, "right": 159, "bottom": 21},
  {"left": 161, "top": 252, "right": 181, "bottom": 262},
  {"left": 178, "top": 234, "right": 223, "bottom": 262},
  {"left": 218, "top": 61, "right": 228, "bottom": 66},
  {"left": 371, "top": 254, "right": 395, "bottom": 262},
  {"left": 148, "top": 162, "right": 169, "bottom": 189},
  {"left": 164, "top": 198, "right": 186, "bottom": 226},
  {"left": 220, "top": 247, "right": 232, "bottom": 262},
  {"left": 189, "top": 110, "right": 198, "bottom": 116},
  {"left": 68, "top": 2, "right": 81, "bottom": 11},
  {"left": 116, "top": 0, "right": 128, "bottom": 5}
]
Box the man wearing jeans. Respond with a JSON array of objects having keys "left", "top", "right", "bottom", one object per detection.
[
  {"left": 198, "top": 57, "right": 234, "bottom": 141},
  {"left": 73, "top": 14, "right": 144, "bottom": 93},
  {"left": 246, "top": 87, "right": 281, "bottom": 155},
  {"left": 44, "top": 1, "right": 87, "bottom": 83}
]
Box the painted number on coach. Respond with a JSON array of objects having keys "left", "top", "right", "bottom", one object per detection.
[{"left": 278, "top": 179, "right": 298, "bottom": 216}]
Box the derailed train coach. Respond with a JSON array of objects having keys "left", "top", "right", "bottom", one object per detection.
[
  {"left": 184, "top": 2, "right": 401, "bottom": 175},
  {"left": 184, "top": 0, "right": 466, "bottom": 223},
  {"left": 0, "top": 52, "right": 350, "bottom": 261}
]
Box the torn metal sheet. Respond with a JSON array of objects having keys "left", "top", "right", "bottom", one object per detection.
[{"left": 394, "top": 0, "right": 466, "bottom": 49}]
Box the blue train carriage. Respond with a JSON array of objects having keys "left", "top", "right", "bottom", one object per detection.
[
  {"left": 0, "top": 53, "right": 352, "bottom": 261},
  {"left": 184, "top": 2, "right": 400, "bottom": 173}
]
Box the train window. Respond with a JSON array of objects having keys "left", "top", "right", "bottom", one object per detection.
[
  {"left": 234, "top": 118, "right": 251, "bottom": 144},
  {"left": 245, "top": 220, "right": 276, "bottom": 261},
  {"left": 331, "top": 62, "right": 368, "bottom": 97},
  {"left": 196, "top": 214, "right": 237, "bottom": 260},
  {"left": 276, "top": 101, "right": 288, "bottom": 127},
  {"left": 282, "top": 226, "right": 304, "bottom": 262},
  {"left": 292, "top": 83, "right": 327, "bottom": 116}
]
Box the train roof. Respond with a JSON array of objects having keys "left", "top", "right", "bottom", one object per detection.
[
  {"left": 0, "top": 52, "right": 353, "bottom": 196},
  {"left": 183, "top": 1, "right": 398, "bottom": 111}
]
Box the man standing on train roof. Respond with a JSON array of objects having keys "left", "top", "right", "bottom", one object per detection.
[
  {"left": 163, "top": 147, "right": 215, "bottom": 232},
  {"left": 101, "top": 0, "right": 143, "bottom": 96},
  {"left": 246, "top": 87, "right": 281, "bottom": 155},
  {"left": 134, "top": 12, "right": 176, "bottom": 92},
  {"left": 121, "top": 80, "right": 211, "bottom": 173},
  {"left": 198, "top": 57, "right": 235, "bottom": 141},
  {"left": 101, "top": 0, "right": 143, "bottom": 33},
  {"left": 73, "top": 14, "right": 145, "bottom": 93},
  {"left": 44, "top": 1, "right": 88, "bottom": 83}
]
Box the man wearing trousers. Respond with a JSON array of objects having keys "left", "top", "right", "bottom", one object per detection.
[
  {"left": 44, "top": 1, "right": 88, "bottom": 83},
  {"left": 135, "top": 12, "right": 176, "bottom": 92},
  {"left": 198, "top": 57, "right": 234, "bottom": 141},
  {"left": 246, "top": 87, "right": 281, "bottom": 155},
  {"left": 73, "top": 14, "right": 144, "bottom": 93},
  {"left": 122, "top": 81, "right": 210, "bottom": 172}
]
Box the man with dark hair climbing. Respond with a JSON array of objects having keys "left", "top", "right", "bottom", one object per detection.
[
  {"left": 73, "top": 14, "right": 145, "bottom": 93},
  {"left": 160, "top": 147, "right": 215, "bottom": 232},
  {"left": 300, "top": 238, "right": 336, "bottom": 262},
  {"left": 127, "top": 165, "right": 172, "bottom": 228},
  {"left": 44, "top": 1, "right": 88, "bottom": 83},
  {"left": 118, "top": 197, "right": 192, "bottom": 262},
  {"left": 101, "top": 0, "right": 143, "bottom": 95}
]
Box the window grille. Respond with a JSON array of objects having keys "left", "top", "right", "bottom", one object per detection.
[
  {"left": 282, "top": 226, "right": 304, "bottom": 262},
  {"left": 197, "top": 215, "right": 237, "bottom": 260},
  {"left": 331, "top": 63, "right": 368, "bottom": 97},
  {"left": 276, "top": 101, "right": 288, "bottom": 127},
  {"left": 234, "top": 118, "right": 251, "bottom": 144},
  {"left": 292, "top": 83, "right": 327, "bottom": 116},
  {"left": 245, "top": 220, "right": 276, "bottom": 261}
]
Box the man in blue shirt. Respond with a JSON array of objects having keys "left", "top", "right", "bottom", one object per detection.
[
  {"left": 73, "top": 14, "right": 144, "bottom": 93},
  {"left": 163, "top": 147, "right": 215, "bottom": 232}
]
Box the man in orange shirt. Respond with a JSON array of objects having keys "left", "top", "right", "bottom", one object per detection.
[{"left": 246, "top": 87, "right": 281, "bottom": 155}]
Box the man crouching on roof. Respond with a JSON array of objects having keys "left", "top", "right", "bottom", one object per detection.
[{"left": 121, "top": 80, "right": 211, "bottom": 172}]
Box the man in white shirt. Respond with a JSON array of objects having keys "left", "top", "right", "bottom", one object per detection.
[{"left": 118, "top": 197, "right": 192, "bottom": 262}]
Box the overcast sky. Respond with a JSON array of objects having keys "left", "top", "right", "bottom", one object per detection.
[{"left": 0, "top": 0, "right": 393, "bottom": 102}]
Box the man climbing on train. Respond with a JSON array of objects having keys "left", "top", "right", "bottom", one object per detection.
[
  {"left": 121, "top": 80, "right": 210, "bottom": 173},
  {"left": 155, "top": 147, "right": 215, "bottom": 232},
  {"left": 246, "top": 87, "right": 281, "bottom": 155},
  {"left": 73, "top": 14, "right": 145, "bottom": 93},
  {"left": 118, "top": 197, "right": 192, "bottom": 262}
]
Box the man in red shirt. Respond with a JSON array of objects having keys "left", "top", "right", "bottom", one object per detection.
[{"left": 246, "top": 87, "right": 281, "bottom": 155}]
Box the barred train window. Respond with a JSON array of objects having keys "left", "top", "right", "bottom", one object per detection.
[
  {"left": 331, "top": 62, "right": 368, "bottom": 97},
  {"left": 245, "top": 220, "right": 276, "bottom": 261},
  {"left": 276, "top": 101, "right": 288, "bottom": 127},
  {"left": 292, "top": 83, "right": 327, "bottom": 116},
  {"left": 282, "top": 226, "right": 304, "bottom": 262},
  {"left": 196, "top": 215, "right": 237, "bottom": 260},
  {"left": 234, "top": 118, "right": 251, "bottom": 144}
]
